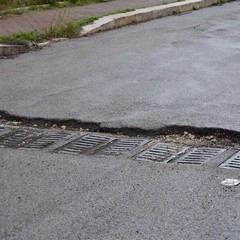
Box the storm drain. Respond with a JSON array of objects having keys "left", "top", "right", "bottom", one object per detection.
[
  {"left": 219, "top": 151, "right": 240, "bottom": 170},
  {"left": 55, "top": 134, "right": 115, "bottom": 155},
  {"left": 176, "top": 147, "right": 226, "bottom": 164},
  {"left": 0, "top": 129, "right": 42, "bottom": 148},
  {"left": 136, "top": 142, "right": 188, "bottom": 162},
  {"left": 96, "top": 138, "right": 149, "bottom": 156},
  {"left": 22, "top": 131, "right": 75, "bottom": 150}
]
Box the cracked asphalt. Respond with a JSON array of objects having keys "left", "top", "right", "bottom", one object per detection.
[
  {"left": 1, "top": 2, "right": 240, "bottom": 131},
  {"left": 1, "top": 2, "right": 240, "bottom": 240}
]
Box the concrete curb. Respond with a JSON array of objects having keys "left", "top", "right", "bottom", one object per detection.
[
  {"left": 0, "top": 43, "right": 30, "bottom": 56},
  {"left": 0, "top": 38, "right": 67, "bottom": 57},
  {"left": 80, "top": 0, "right": 219, "bottom": 36}
]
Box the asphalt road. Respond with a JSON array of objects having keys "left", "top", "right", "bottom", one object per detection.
[
  {"left": 1, "top": 148, "right": 240, "bottom": 240},
  {"left": 1, "top": 2, "right": 240, "bottom": 132},
  {"left": 1, "top": 4, "right": 240, "bottom": 239}
]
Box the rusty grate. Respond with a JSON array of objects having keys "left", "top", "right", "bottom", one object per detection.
[
  {"left": 176, "top": 147, "right": 226, "bottom": 164},
  {"left": 55, "top": 134, "right": 116, "bottom": 155},
  {"left": 219, "top": 151, "right": 240, "bottom": 170},
  {"left": 0, "top": 129, "right": 42, "bottom": 148},
  {"left": 136, "top": 142, "right": 188, "bottom": 162},
  {"left": 96, "top": 138, "right": 149, "bottom": 156},
  {"left": 22, "top": 131, "right": 75, "bottom": 149}
]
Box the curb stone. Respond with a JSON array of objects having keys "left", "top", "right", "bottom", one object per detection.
[
  {"left": 0, "top": 43, "right": 30, "bottom": 56},
  {"left": 80, "top": 0, "right": 219, "bottom": 35},
  {"left": 0, "top": 38, "right": 67, "bottom": 57},
  {"left": 36, "top": 38, "right": 68, "bottom": 48}
]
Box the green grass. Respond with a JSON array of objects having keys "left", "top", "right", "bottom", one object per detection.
[
  {"left": 0, "top": 30, "right": 42, "bottom": 43},
  {"left": 109, "top": 8, "right": 135, "bottom": 14},
  {"left": 74, "top": 0, "right": 110, "bottom": 6},
  {"left": 44, "top": 16, "right": 98, "bottom": 38},
  {"left": 158, "top": 0, "right": 184, "bottom": 5},
  {"left": 218, "top": 0, "right": 229, "bottom": 4}
]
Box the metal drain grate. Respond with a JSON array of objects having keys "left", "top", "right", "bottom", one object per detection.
[
  {"left": 22, "top": 131, "right": 75, "bottom": 149},
  {"left": 0, "top": 129, "right": 42, "bottom": 148},
  {"left": 55, "top": 134, "right": 115, "bottom": 155},
  {"left": 96, "top": 138, "right": 149, "bottom": 156},
  {"left": 136, "top": 142, "right": 188, "bottom": 162},
  {"left": 176, "top": 147, "right": 226, "bottom": 164},
  {"left": 0, "top": 126, "right": 12, "bottom": 136},
  {"left": 219, "top": 151, "right": 240, "bottom": 170}
]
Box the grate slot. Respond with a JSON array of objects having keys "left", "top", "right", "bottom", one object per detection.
[
  {"left": 55, "top": 134, "right": 115, "bottom": 155},
  {"left": 176, "top": 147, "right": 226, "bottom": 165},
  {"left": 219, "top": 151, "right": 240, "bottom": 170},
  {"left": 0, "top": 126, "right": 12, "bottom": 136},
  {"left": 97, "top": 139, "right": 149, "bottom": 156},
  {"left": 0, "top": 129, "right": 42, "bottom": 148},
  {"left": 22, "top": 131, "right": 74, "bottom": 149},
  {"left": 136, "top": 142, "right": 188, "bottom": 162}
]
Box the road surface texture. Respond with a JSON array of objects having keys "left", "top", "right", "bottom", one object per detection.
[
  {"left": 1, "top": 1, "right": 240, "bottom": 132},
  {"left": 1, "top": 2, "right": 240, "bottom": 240},
  {"left": 1, "top": 146, "right": 240, "bottom": 240}
]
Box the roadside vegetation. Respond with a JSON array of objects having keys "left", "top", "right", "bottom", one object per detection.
[{"left": 0, "top": 16, "right": 98, "bottom": 44}]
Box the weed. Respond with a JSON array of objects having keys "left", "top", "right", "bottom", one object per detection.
[
  {"left": 110, "top": 8, "right": 135, "bottom": 14},
  {"left": 0, "top": 30, "right": 41, "bottom": 42},
  {"left": 158, "top": 0, "right": 184, "bottom": 6},
  {"left": 172, "top": 9, "right": 180, "bottom": 15},
  {"left": 218, "top": 0, "right": 229, "bottom": 4},
  {"left": 74, "top": 0, "right": 109, "bottom": 6}
]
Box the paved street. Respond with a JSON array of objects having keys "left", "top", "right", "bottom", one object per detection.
[
  {"left": 1, "top": 2, "right": 240, "bottom": 131},
  {"left": 1, "top": 2, "right": 240, "bottom": 240},
  {"left": 1, "top": 147, "right": 240, "bottom": 240}
]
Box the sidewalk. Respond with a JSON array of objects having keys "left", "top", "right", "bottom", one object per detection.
[{"left": 0, "top": 0, "right": 172, "bottom": 36}]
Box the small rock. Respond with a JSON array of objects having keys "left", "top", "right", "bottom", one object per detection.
[
  {"left": 12, "top": 121, "right": 21, "bottom": 125},
  {"left": 188, "top": 133, "right": 195, "bottom": 140},
  {"left": 61, "top": 125, "right": 66, "bottom": 130},
  {"left": 206, "top": 135, "right": 215, "bottom": 140},
  {"left": 51, "top": 124, "right": 57, "bottom": 128},
  {"left": 37, "top": 41, "right": 51, "bottom": 48},
  {"left": 221, "top": 179, "right": 240, "bottom": 186},
  {"left": 33, "top": 124, "right": 38, "bottom": 127},
  {"left": 51, "top": 38, "right": 67, "bottom": 43}
]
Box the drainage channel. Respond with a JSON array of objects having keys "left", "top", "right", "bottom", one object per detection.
[{"left": 0, "top": 124, "right": 240, "bottom": 170}]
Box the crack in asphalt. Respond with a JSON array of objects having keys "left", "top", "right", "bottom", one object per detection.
[{"left": 1, "top": 110, "right": 240, "bottom": 143}]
